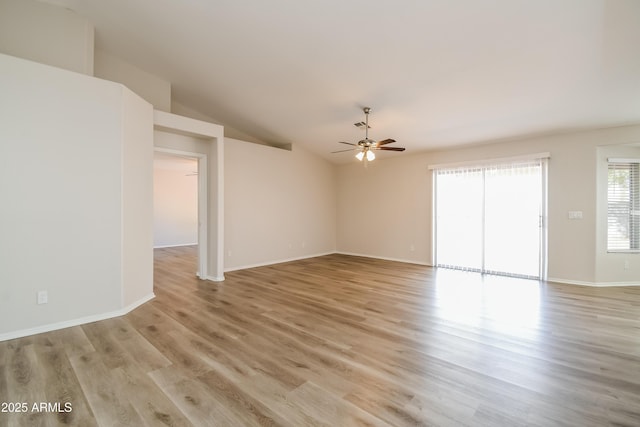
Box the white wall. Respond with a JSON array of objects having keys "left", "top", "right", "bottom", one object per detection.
[
  {"left": 224, "top": 138, "right": 336, "bottom": 270},
  {"left": 121, "top": 89, "right": 155, "bottom": 308},
  {"left": 337, "top": 125, "right": 640, "bottom": 286},
  {"left": 0, "top": 0, "right": 94, "bottom": 75},
  {"left": 95, "top": 50, "right": 172, "bottom": 112},
  {"left": 153, "top": 160, "right": 199, "bottom": 247},
  {"left": 0, "top": 53, "right": 154, "bottom": 340}
]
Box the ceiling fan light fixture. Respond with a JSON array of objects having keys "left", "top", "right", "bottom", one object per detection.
[{"left": 333, "top": 107, "right": 404, "bottom": 162}]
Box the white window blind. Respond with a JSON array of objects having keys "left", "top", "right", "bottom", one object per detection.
[{"left": 607, "top": 160, "right": 640, "bottom": 252}]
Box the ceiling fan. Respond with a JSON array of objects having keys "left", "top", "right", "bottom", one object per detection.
[{"left": 332, "top": 107, "right": 405, "bottom": 161}]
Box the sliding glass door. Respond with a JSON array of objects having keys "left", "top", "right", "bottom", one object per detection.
[
  {"left": 435, "top": 168, "right": 484, "bottom": 271},
  {"left": 435, "top": 159, "right": 547, "bottom": 279}
]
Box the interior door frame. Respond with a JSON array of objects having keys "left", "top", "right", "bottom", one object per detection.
[
  {"left": 154, "top": 148, "right": 208, "bottom": 279},
  {"left": 153, "top": 110, "right": 225, "bottom": 281}
]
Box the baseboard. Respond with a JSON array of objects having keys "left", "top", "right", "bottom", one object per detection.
[
  {"left": 224, "top": 253, "right": 638, "bottom": 288},
  {"left": 153, "top": 243, "right": 198, "bottom": 249},
  {"left": 123, "top": 293, "right": 156, "bottom": 312},
  {"left": 336, "top": 251, "right": 433, "bottom": 267},
  {"left": 0, "top": 293, "right": 155, "bottom": 342},
  {"left": 224, "top": 252, "right": 336, "bottom": 273},
  {"left": 547, "top": 278, "right": 640, "bottom": 287}
]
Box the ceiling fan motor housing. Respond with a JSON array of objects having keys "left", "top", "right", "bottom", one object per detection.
[{"left": 358, "top": 138, "right": 375, "bottom": 147}]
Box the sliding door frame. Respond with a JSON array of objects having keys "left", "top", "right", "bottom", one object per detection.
[
  {"left": 539, "top": 159, "right": 548, "bottom": 280},
  {"left": 431, "top": 154, "right": 549, "bottom": 280}
]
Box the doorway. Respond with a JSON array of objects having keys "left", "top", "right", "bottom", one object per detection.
[
  {"left": 153, "top": 152, "right": 198, "bottom": 247},
  {"left": 434, "top": 157, "right": 548, "bottom": 279},
  {"left": 154, "top": 148, "right": 208, "bottom": 279}
]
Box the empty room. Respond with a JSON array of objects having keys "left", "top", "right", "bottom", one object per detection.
[{"left": 1, "top": 0, "right": 640, "bottom": 425}]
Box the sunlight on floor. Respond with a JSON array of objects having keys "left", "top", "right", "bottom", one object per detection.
[{"left": 434, "top": 268, "right": 542, "bottom": 339}]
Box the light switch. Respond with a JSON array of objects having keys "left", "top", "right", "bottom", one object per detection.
[{"left": 568, "top": 211, "right": 583, "bottom": 220}]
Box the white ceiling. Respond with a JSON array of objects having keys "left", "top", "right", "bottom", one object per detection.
[{"left": 50, "top": 0, "right": 640, "bottom": 163}]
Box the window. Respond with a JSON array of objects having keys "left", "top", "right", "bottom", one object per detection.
[{"left": 607, "top": 160, "right": 640, "bottom": 252}]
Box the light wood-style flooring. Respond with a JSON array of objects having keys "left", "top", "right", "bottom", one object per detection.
[{"left": 2, "top": 246, "right": 640, "bottom": 426}]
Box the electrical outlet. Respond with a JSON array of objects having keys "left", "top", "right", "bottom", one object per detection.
[
  {"left": 37, "top": 291, "right": 48, "bottom": 305},
  {"left": 624, "top": 260, "right": 630, "bottom": 270}
]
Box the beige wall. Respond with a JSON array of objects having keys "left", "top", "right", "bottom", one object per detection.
[
  {"left": 1, "top": 1, "right": 636, "bottom": 339},
  {"left": 337, "top": 125, "right": 640, "bottom": 285},
  {"left": 224, "top": 138, "right": 336, "bottom": 270},
  {"left": 0, "top": 53, "right": 154, "bottom": 340},
  {"left": 153, "top": 163, "right": 199, "bottom": 247},
  {"left": 171, "top": 101, "right": 272, "bottom": 146},
  {"left": 0, "top": 0, "right": 94, "bottom": 75},
  {"left": 95, "top": 50, "right": 172, "bottom": 112},
  {"left": 336, "top": 155, "right": 431, "bottom": 265},
  {"left": 121, "top": 89, "right": 155, "bottom": 308},
  {"left": 0, "top": 0, "right": 171, "bottom": 111},
  {"left": 153, "top": 133, "right": 336, "bottom": 272}
]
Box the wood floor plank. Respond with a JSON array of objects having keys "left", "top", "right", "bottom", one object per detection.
[
  {"left": 68, "top": 352, "right": 144, "bottom": 427},
  {"left": 234, "top": 372, "right": 331, "bottom": 427},
  {"left": 148, "top": 366, "right": 255, "bottom": 426},
  {"left": 4, "top": 342, "right": 52, "bottom": 427},
  {"left": 286, "top": 381, "right": 392, "bottom": 427},
  {"left": 48, "top": 327, "right": 95, "bottom": 360},
  {"left": 0, "top": 341, "right": 8, "bottom": 413},
  {"left": 2, "top": 246, "right": 640, "bottom": 426},
  {"left": 99, "top": 317, "right": 172, "bottom": 374},
  {"left": 31, "top": 334, "right": 97, "bottom": 427},
  {"left": 81, "top": 321, "right": 139, "bottom": 372},
  {"left": 108, "top": 367, "right": 191, "bottom": 427}
]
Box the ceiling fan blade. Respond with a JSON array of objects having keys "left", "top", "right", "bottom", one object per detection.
[
  {"left": 338, "top": 141, "right": 357, "bottom": 146},
  {"left": 375, "top": 138, "right": 396, "bottom": 147},
  {"left": 331, "top": 148, "right": 358, "bottom": 153},
  {"left": 376, "top": 146, "right": 405, "bottom": 151}
]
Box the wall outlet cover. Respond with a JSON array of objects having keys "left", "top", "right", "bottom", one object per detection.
[{"left": 37, "top": 291, "right": 48, "bottom": 304}]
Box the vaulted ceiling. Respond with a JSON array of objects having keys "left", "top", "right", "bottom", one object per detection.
[{"left": 46, "top": 0, "right": 640, "bottom": 163}]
